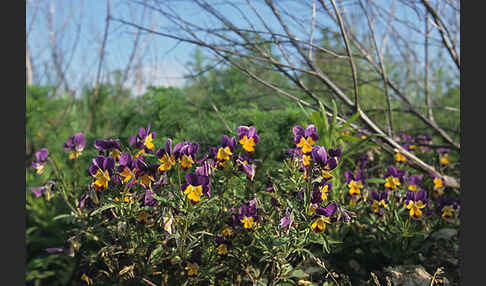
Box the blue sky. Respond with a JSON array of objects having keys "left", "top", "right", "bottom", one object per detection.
[{"left": 26, "top": 0, "right": 458, "bottom": 94}]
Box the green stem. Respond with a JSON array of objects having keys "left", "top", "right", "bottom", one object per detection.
[{"left": 49, "top": 157, "right": 77, "bottom": 214}]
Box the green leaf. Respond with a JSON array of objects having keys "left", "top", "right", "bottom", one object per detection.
[
  {"left": 290, "top": 269, "right": 309, "bottom": 279},
  {"left": 319, "top": 101, "right": 329, "bottom": 133},
  {"left": 339, "top": 111, "right": 360, "bottom": 131},
  {"left": 52, "top": 214, "right": 72, "bottom": 221},
  {"left": 366, "top": 178, "right": 386, "bottom": 184},
  {"left": 90, "top": 204, "right": 118, "bottom": 216}
]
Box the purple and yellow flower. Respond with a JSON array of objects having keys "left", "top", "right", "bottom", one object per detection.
[
  {"left": 311, "top": 145, "right": 340, "bottom": 179},
  {"left": 184, "top": 248, "right": 202, "bottom": 277},
  {"left": 64, "top": 133, "right": 86, "bottom": 160},
  {"left": 407, "top": 175, "right": 423, "bottom": 192},
  {"left": 215, "top": 235, "right": 231, "bottom": 256},
  {"left": 174, "top": 141, "right": 200, "bottom": 170},
  {"left": 236, "top": 155, "right": 256, "bottom": 181},
  {"left": 432, "top": 174, "right": 445, "bottom": 196},
  {"left": 238, "top": 200, "right": 258, "bottom": 231},
  {"left": 89, "top": 156, "right": 115, "bottom": 190},
  {"left": 345, "top": 169, "right": 365, "bottom": 196},
  {"left": 143, "top": 189, "right": 157, "bottom": 206},
  {"left": 311, "top": 179, "right": 332, "bottom": 204},
  {"left": 94, "top": 139, "right": 122, "bottom": 160},
  {"left": 384, "top": 166, "right": 405, "bottom": 190},
  {"left": 237, "top": 126, "right": 260, "bottom": 153},
  {"left": 395, "top": 152, "right": 406, "bottom": 163},
  {"left": 134, "top": 156, "right": 158, "bottom": 188},
  {"left": 369, "top": 190, "right": 388, "bottom": 215},
  {"left": 437, "top": 196, "right": 459, "bottom": 219},
  {"left": 130, "top": 125, "right": 156, "bottom": 157},
  {"left": 156, "top": 139, "right": 176, "bottom": 173},
  {"left": 293, "top": 125, "right": 319, "bottom": 154},
  {"left": 117, "top": 152, "right": 137, "bottom": 185},
  {"left": 311, "top": 202, "right": 337, "bottom": 233},
  {"left": 404, "top": 189, "right": 428, "bottom": 218},
  {"left": 217, "top": 135, "right": 236, "bottom": 164},
  {"left": 181, "top": 173, "right": 210, "bottom": 204},
  {"left": 32, "top": 148, "right": 49, "bottom": 174}
]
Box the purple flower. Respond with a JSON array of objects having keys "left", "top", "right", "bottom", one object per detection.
[
  {"left": 134, "top": 156, "right": 159, "bottom": 188},
  {"left": 404, "top": 189, "right": 428, "bottom": 218},
  {"left": 117, "top": 152, "right": 137, "bottom": 185},
  {"left": 237, "top": 126, "right": 260, "bottom": 153},
  {"left": 94, "top": 139, "right": 122, "bottom": 160},
  {"left": 156, "top": 139, "right": 177, "bottom": 173},
  {"left": 46, "top": 247, "right": 64, "bottom": 254},
  {"left": 32, "top": 148, "right": 49, "bottom": 174},
  {"left": 311, "top": 202, "right": 338, "bottom": 233},
  {"left": 174, "top": 141, "right": 200, "bottom": 170},
  {"left": 369, "top": 190, "right": 388, "bottom": 215},
  {"left": 181, "top": 173, "right": 210, "bottom": 204},
  {"left": 217, "top": 135, "right": 237, "bottom": 163},
  {"left": 238, "top": 200, "right": 258, "bottom": 230},
  {"left": 30, "top": 186, "right": 46, "bottom": 198},
  {"left": 407, "top": 175, "right": 423, "bottom": 192},
  {"left": 311, "top": 180, "right": 332, "bottom": 204},
  {"left": 215, "top": 235, "right": 231, "bottom": 255},
  {"left": 345, "top": 169, "right": 365, "bottom": 196},
  {"left": 311, "top": 146, "right": 340, "bottom": 179},
  {"left": 143, "top": 189, "right": 157, "bottom": 206},
  {"left": 130, "top": 125, "right": 156, "bottom": 156},
  {"left": 384, "top": 166, "right": 405, "bottom": 190},
  {"left": 236, "top": 155, "right": 256, "bottom": 181},
  {"left": 89, "top": 156, "right": 115, "bottom": 190},
  {"left": 279, "top": 215, "right": 293, "bottom": 229},
  {"left": 64, "top": 133, "right": 86, "bottom": 160},
  {"left": 293, "top": 125, "right": 318, "bottom": 154},
  {"left": 437, "top": 196, "right": 459, "bottom": 219}
]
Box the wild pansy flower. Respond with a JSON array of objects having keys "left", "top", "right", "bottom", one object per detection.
[
  {"left": 134, "top": 156, "right": 158, "bottom": 188},
  {"left": 184, "top": 248, "right": 202, "bottom": 277},
  {"left": 129, "top": 125, "right": 156, "bottom": 157},
  {"left": 311, "top": 145, "right": 340, "bottom": 179},
  {"left": 237, "top": 126, "right": 260, "bottom": 153},
  {"left": 238, "top": 200, "right": 258, "bottom": 231},
  {"left": 431, "top": 174, "right": 445, "bottom": 196},
  {"left": 345, "top": 169, "right": 365, "bottom": 196},
  {"left": 293, "top": 125, "right": 318, "bottom": 154},
  {"left": 215, "top": 235, "right": 231, "bottom": 256},
  {"left": 89, "top": 156, "right": 115, "bottom": 190},
  {"left": 94, "top": 139, "right": 122, "bottom": 160},
  {"left": 437, "top": 196, "right": 459, "bottom": 219},
  {"left": 32, "top": 148, "right": 49, "bottom": 174},
  {"left": 64, "top": 133, "right": 86, "bottom": 160},
  {"left": 143, "top": 189, "right": 157, "bottom": 206},
  {"left": 311, "top": 202, "right": 337, "bottom": 233},
  {"left": 384, "top": 166, "right": 405, "bottom": 190},
  {"left": 404, "top": 189, "right": 428, "bottom": 218},
  {"left": 217, "top": 135, "right": 236, "bottom": 164},
  {"left": 369, "top": 190, "right": 388, "bottom": 215},
  {"left": 438, "top": 148, "right": 450, "bottom": 165},
  {"left": 311, "top": 179, "right": 332, "bottom": 204},
  {"left": 156, "top": 139, "right": 176, "bottom": 173},
  {"left": 221, "top": 224, "right": 233, "bottom": 237},
  {"left": 395, "top": 152, "right": 406, "bottom": 163},
  {"left": 407, "top": 175, "right": 423, "bottom": 192},
  {"left": 174, "top": 141, "right": 199, "bottom": 170},
  {"left": 117, "top": 152, "right": 137, "bottom": 185},
  {"left": 279, "top": 214, "right": 293, "bottom": 229},
  {"left": 236, "top": 155, "right": 256, "bottom": 181},
  {"left": 30, "top": 186, "right": 46, "bottom": 198},
  {"left": 181, "top": 173, "right": 210, "bottom": 204}
]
